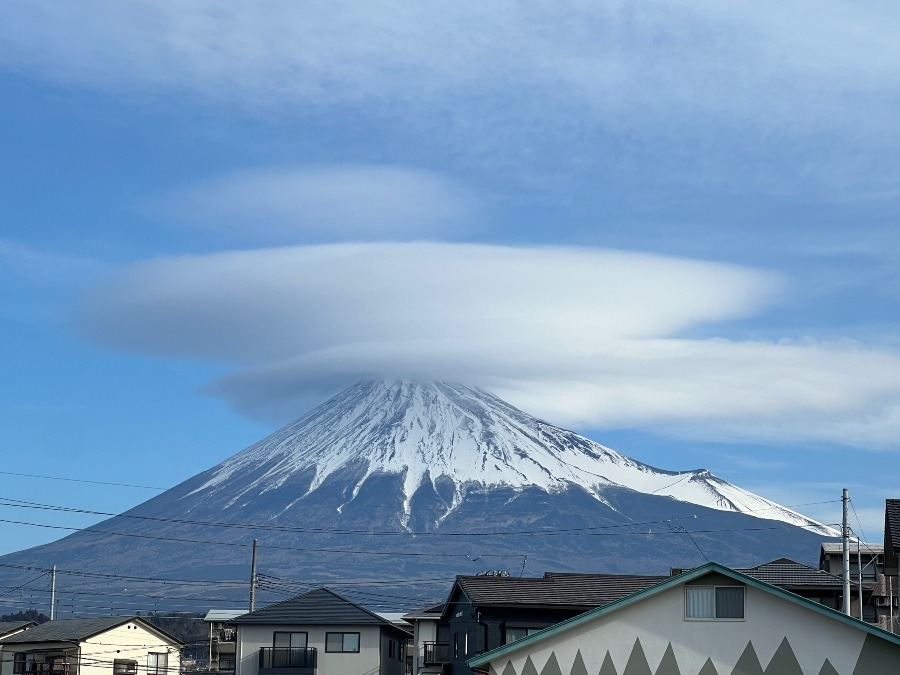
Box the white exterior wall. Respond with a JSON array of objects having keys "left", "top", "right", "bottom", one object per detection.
[
  {"left": 488, "top": 583, "right": 877, "bottom": 675},
  {"left": 237, "top": 624, "right": 382, "bottom": 675},
  {"left": 0, "top": 623, "right": 180, "bottom": 675},
  {"left": 411, "top": 619, "right": 437, "bottom": 674}
]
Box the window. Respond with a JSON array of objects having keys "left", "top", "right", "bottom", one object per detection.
[
  {"left": 325, "top": 632, "right": 360, "bottom": 653},
  {"left": 113, "top": 660, "right": 138, "bottom": 675},
  {"left": 453, "top": 633, "right": 458, "bottom": 659},
  {"left": 147, "top": 653, "right": 168, "bottom": 675},
  {"left": 685, "top": 586, "right": 744, "bottom": 619},
  {"left": 503, "top": 627, "right": 544, "bottom": 644},
  {"left": 273, "top": 632, "right": 307, "bottom": 650}
]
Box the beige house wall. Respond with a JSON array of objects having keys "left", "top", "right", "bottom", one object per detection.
[{"left": 0, "top": 622, "right": 180, "bottom": 675}]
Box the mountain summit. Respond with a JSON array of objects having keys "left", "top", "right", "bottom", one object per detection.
[
  {"left": 0, "top": 380, "right": 838, "bottom": 610},
  {"left": 188, "top": 380, "right": 834, "bottom": 535}
]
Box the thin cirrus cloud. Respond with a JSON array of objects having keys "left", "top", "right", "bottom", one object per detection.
[
  {"left": 74, "top": 242, "right": 900, "bottom": 447},
  {"left": 157, "top": 166, "right": 480, "bottom": 243},
  {"left": 2, "top": 2, "right": 898, "bottom": 153}
]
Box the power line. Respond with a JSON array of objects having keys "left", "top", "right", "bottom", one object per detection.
[{"left": 0, "top": 471, "right": 164, "bottom": 490}]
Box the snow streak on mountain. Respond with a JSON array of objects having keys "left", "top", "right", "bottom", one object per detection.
[{"left": 189, "top": 381, "right": 836, "bottom": 536}]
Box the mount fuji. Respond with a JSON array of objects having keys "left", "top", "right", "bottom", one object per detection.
[{"left": 0, "top": 381, "right": 838, "bottom": 612}]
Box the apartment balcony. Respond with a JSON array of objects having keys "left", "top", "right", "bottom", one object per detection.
[
  {"left": 258, "top": 648, "right": 316, "bottom": 675},
  {"left": 423, "top": 642, "right": 450, "bottom": 666}
]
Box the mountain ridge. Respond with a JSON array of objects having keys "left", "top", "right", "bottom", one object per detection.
[{"left": 182, "top": 380, "right": 835, "bottom": 535}]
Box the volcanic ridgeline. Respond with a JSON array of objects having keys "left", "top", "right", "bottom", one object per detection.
[{"left": 0, "top": 381, "right": 837, "bottom": 613}]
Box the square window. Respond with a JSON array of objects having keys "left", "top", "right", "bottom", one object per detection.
[{"left": 325, "top": 632, "right": 360, "bottom": 653}]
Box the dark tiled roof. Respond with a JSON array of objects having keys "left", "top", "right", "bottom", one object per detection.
[
  {"left": 885, "top": 500, "right": 900, "bottom": 557},
  {"left": 737, "top": 558, "right": 845, "bottom": 589},
  {"left": 0, "top": 622, "right": 35, "bottom": 638},
  {"left": 232, "top": 588, "right": 394, "bottom": 626},
  {"left": 0, "top": 617, "right": 129, "bottom": 644},
  {"left": 453, "top": 572, "right": 666, "bottom": 609}
]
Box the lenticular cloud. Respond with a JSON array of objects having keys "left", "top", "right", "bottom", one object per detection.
[{"left": 75, "top": 242, "right": 900, "bottom": 446}]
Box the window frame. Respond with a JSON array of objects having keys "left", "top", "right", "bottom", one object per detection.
[
  {"left": 324, "top": 632, "right": 360, "bottom": 654},
  {"left": 147, "top": 653, "right": 169, "bottom": 675},
  {"left": 684, "top": 585, "right": 745, "bottom": 621},
  {"left": 113, "top": 660, "right": 138, "bottom": 675}
]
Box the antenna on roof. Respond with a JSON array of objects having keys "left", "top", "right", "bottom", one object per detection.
[{"left": 475, "top": 570, "right": 510, "bottom": 577}]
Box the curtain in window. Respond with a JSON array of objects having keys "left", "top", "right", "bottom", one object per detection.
[
  {"left": 686, "top": 587, "right": 715, "bottom": 618},
  {"left": 716, "top": 587, "right": 745, "bottom": 618}
]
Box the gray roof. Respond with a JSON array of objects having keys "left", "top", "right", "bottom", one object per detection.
[
  {"left": 0, "top": 617, "right": 182, "bottom": 647},
  {"left": 449, "top": 571, "right": 667, "bottom": 612},
  {"left": 822, "top": 542, "right": 882, "bottom": 555},
  {"left": 737, "top": 558, "right": 847, "bottom": 589},
  {"left": 231, "top": 588, "right": 400, "bottom": 628},
  {"left": 0, "top": 617, "right": 129, "bottom": 644},
  {"left": 0, "top": 622, "right": 35, "bottom": 638},
  {"left": 204, "top": 610, "right": 246, "bottom": 622}
]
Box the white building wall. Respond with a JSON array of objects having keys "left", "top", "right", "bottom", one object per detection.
[
  {"left": 237, "top": 624, "right": 382, "bottom": 675},
  {"left": 492, "top": 583, "right": 872, "bottom": 675}
]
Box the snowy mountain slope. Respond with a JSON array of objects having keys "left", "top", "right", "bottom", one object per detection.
[{"left": 187, "top": 381, "right": 837, "bottom": 536}]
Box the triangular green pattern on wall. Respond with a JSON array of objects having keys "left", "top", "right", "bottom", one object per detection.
[
  {"left": 501, "top": 661, "right": 518, "bottom": 675},
  {"left": 568, "top": 650, "right": 589, "bottom": 675},
  {"left": 764, "top": 637, "right": 803, "bottom": 675},
  {"left": 521, "top": 656, "right": 539, "bottom": 675},
  {"left": 599, "top": 652, "right": 619, "bottom": 675},
  {"left": 817, "top": 659, "right": 839, "bottom": 675},
  {"left": 698, "top": 658, "right": 720, "bottom": 675},
  {"left": 852, "top": 633, "right": 900, "bottom": 674},
  {"left": 541, "top": 652, "right": 563, "bottom": 675},
  {"left": 654, "top": 644, "right": 681, "bottom": 675},
  {"left": 623, "top": 637, "right": 653, "bottom": 675},
  {"left": 730, "top": 642, "right": 764, "bottom": 675}
]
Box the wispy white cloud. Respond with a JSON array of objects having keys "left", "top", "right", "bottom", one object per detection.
[
  {"left": 156, "top": 165, "right": 481, "bottom": 243},
  {"left": 3, "top": 1, "right": 900, "bottom": 194},
  {"left": 74, "top": 242, "right": 900, "bottom": 447}
]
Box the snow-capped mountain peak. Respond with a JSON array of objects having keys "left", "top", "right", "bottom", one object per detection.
[{"left": 190, "top": 380, "right": 837, "bottom": 536}]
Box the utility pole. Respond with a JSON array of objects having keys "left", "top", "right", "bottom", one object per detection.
[
  {"left": 842, "top": 489, "right": 851, "bottom": 616},
  {"left": 249, "top": 539, "right": 258, "bottom": 613},
  {"left": 50, "top": 565, "right": 57, "bottom": 620}
]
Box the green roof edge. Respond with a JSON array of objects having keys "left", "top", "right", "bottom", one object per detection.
[{"left": 467, "top": 561, "right": 900, "bottom": 669}]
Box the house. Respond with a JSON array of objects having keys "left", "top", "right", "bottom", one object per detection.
[
  {"left": 0, "top": 617, "right": 183, "bottom": 675},
  {"left": 231, "top": 587, "right": 411, "bottom": 675},
  {"left": 402, "top": 604, "right": 445, "bottom": 675},
  {"left": 410, "top": 571, "right": 667, "bottom": 675},
  {"left": 467, "top": 562, "right": 900, "bottom": 675},
  {"left": 819, "top": 542, "right": 895, "bottom": 628},
  {"left": 204, "top": 610, "right": 244, "bottom": 674},
  {"left": 0, "top": 624, "right": 36, "bottom": 664},
  {"left": 408, "top": 559, "right": 877, "bottom": 675},
  {"left": 883, "top": 499, "right": 900, "bottom": 579}
]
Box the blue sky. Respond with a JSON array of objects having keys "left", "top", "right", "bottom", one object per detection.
[{"left": 1, "top": 2, "right": 899, "bottom": 557}]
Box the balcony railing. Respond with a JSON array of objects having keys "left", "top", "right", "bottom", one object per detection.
[
  {"left": 423, "top": 642, "right": 450, "bottom": 665},
  {"left": 258, "top": 648, "right": 317, "bottom": 670}
]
